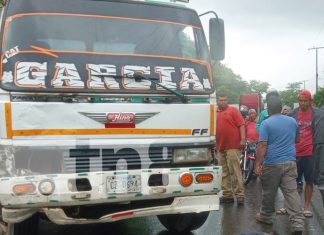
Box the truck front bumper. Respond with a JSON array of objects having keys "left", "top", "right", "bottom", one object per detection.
[
  {"left": 0, "top": 166, "right": 221, "bottom": 223},
  {"left": 3, "top": 194, "right": 219, "bottom": 224}
]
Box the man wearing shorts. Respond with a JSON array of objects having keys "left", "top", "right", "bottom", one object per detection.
[{"left": 289, "top": 90, "right": 319, "bottom": 217}]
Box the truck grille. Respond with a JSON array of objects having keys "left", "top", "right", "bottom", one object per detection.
[{"left": 63, "top": 147, "right": 173, "bottom": 173}]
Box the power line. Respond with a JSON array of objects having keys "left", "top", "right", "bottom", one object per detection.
[{"left": 308, "top": 46, "right": 324, "bottom": 92}]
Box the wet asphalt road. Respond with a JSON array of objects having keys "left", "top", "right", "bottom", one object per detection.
[{"left": 38, "top": 179, "right": 324, "bottom": 235}]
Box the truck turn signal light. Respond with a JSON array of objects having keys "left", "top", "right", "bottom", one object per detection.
[
  {"left": 196, "top": 173, "right": 214, "bottom": 184},
  {"left": 179, "top": 173, "right": 193, "bottom": 187}
]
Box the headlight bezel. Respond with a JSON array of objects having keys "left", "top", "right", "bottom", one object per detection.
[{"left": 172, "top": 147, "right": 212, "bottom": 164}]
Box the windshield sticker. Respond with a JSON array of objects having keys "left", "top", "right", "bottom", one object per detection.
[
  {"left": 3, "top": 58, "right": 214, "bottom": 94},
  {"left": 2, "top": 46, "right": 20, "bottom": 64},
  {"left": 180, "top": 68, "right": 206, "bottom": 91},
  {"left": 203, "top": 78, "right": 212, "bottom": 90},
  {"left": 3, "top": 71, "right": 13, "bottom": 84},
  {"left": 16, "top": 62, "right": 46, "bottom": 88},
  {"left": 87, "top": 64, "right": 119, "bottom": 90},
  {"left": 155, "top": 67, "right": 177, "bottom": 90},
  {"left": 30, "top": 45, "right": 59, "bottom": 58},
  {"left": 122, "top": 66, "right": 151, "bottom": 90},
  {"left": 51, "top": 63, "right": 84, "bottom": 88}
]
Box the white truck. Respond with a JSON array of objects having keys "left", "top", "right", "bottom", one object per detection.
[{"left": 0, "top": 0, "right": 225, "bottom": 234}]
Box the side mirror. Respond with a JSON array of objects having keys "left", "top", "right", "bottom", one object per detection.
[{"left": 209, "top": 18, "right": 225, "bottom": 61}]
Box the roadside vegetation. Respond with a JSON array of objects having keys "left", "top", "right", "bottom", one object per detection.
[{"left": 213, "top": 62, "right": 324, "bottom": 107}]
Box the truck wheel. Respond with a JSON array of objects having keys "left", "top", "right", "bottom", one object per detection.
[
  {"left": 5, "top": 214, "right": 39, "bottom": 235},
  {"left": 157, "top": 212, "right": 209, "bottom": 233}
]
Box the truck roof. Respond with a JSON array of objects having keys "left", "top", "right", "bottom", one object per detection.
[{"left": 5, "top": 0, "right": 198, "bottom": 26}]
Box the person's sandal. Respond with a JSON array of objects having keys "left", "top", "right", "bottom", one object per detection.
[
  {"left": 219, "top": 197, "right": 234, "bottom": 203},
  {"left": 276, "top": 207, "right": 287, "bottom": 215},
  {"left": 303, "top": 210, "right": 313, "bottom": 217},
  {"left": 237, "top": 197, "right": 245, "bottom": 205}
]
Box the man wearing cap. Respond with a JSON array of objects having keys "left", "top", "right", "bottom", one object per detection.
[{"left": 289, "top": 90, "right": 319, "bottom": 217}]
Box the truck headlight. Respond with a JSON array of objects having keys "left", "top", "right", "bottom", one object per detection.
[
  {"left": 173, "top": 148, "right": 211, "bottom": 164},
  {"left": 38, "top": 179, "right": 55, "bottom": 195}
]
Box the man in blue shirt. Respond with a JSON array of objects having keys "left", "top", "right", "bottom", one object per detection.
[
  {"left": 256, "top": 90, "right": 279, "bottom": 133},
  {"left": 254, "top": 96, "right": 304, "bottom": 235}
]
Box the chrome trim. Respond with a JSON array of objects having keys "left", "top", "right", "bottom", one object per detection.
[{"left": 79, "top": 112, "right": 159, "bottom": 125}]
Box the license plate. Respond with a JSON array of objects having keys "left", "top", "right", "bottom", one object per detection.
[{"left": 107, "top": 175, "right": 141, "bottom": 193}]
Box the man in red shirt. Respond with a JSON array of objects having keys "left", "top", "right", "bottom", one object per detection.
[
  {"left": 289, "top": 90, "right": 318, "bottom": 217},
  {"left": 245, "top": 109, "right": 259, "bottom": 142},
  {"left": 216, "top": 94, "right": 246, "bottom": 205}
]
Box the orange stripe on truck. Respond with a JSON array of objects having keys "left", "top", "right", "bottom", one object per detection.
[
  {"left": 12, "top": 128, "right": 192, "bottom": 137},
  {"left": 210, "top": 104, "right": 215, "bottom": 136},
  {"left": 5, "top": 103, "right": 12, "bottom": 138}
]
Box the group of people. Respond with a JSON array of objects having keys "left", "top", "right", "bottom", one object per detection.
[{"left": 215, "top": 90, "right": 324, "bottom": 235}]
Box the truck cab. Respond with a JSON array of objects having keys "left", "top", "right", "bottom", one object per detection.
[{"left": 0, "top": 0, "right": 224, "bottom": 234}]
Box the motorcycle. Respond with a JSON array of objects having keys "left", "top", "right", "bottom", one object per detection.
[{"left": 240, "top": 141, "right": 257, "bottom": 185}]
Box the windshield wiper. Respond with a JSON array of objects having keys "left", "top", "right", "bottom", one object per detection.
[
  {"left": 94, "top": 73, "right": 188, "bottom": 102},
  {"left": 132, "top": 72, "right": 187, "bottom": 103}
]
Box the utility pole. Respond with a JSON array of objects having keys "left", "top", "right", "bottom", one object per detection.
[
  {"left": 300, "top": 80, "right": 308, "bottom": 89},
  {"left": 308, "top": 46, "right": 324, "bottom": 92}
]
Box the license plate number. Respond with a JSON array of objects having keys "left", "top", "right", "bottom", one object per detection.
[{"left": 107, "top": 175, "right": 141, "bottom": 193}]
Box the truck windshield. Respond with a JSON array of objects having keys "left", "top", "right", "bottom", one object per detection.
[
  {"left": 1, "top": 0, "right": 214, "bottom": 95},
  {"left": 4, "top": 15, "right": 206, "bottom": 60}
]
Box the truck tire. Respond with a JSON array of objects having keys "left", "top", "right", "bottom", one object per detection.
[
  {"left": 157, "top": 212, "right": 209, "bottom": 233},
  {"left": 5, "top": 214, "right": 39, "bottom": 235}
]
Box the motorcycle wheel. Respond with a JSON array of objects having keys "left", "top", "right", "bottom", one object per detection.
[{"left": 242, "top": 159, "right": 255, "bottom": 185}]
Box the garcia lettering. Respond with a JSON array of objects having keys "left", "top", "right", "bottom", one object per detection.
[{"left": 10, "top": 62, "right": 213, "bottom": 92}]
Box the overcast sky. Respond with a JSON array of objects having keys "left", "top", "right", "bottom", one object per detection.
[{"left": 188, "top": 0, "right": 324, "bottom": 94}]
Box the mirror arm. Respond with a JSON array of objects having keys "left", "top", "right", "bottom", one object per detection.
[{"left": 199, "top": 11, "right": 218, "bottom": 19}]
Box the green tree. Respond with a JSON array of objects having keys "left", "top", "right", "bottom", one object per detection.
[
  {"left": 248, "top": 80, "right": 270, "bottom": 95},
  {"left": 279, "top": 82, "right": 302, "bottom": 108},
  {"left": 213, "top": 62, "right": 250, "bottom": 103},
  {"left": 313, "top": 88, "right": 324, "bottom": 107}
]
